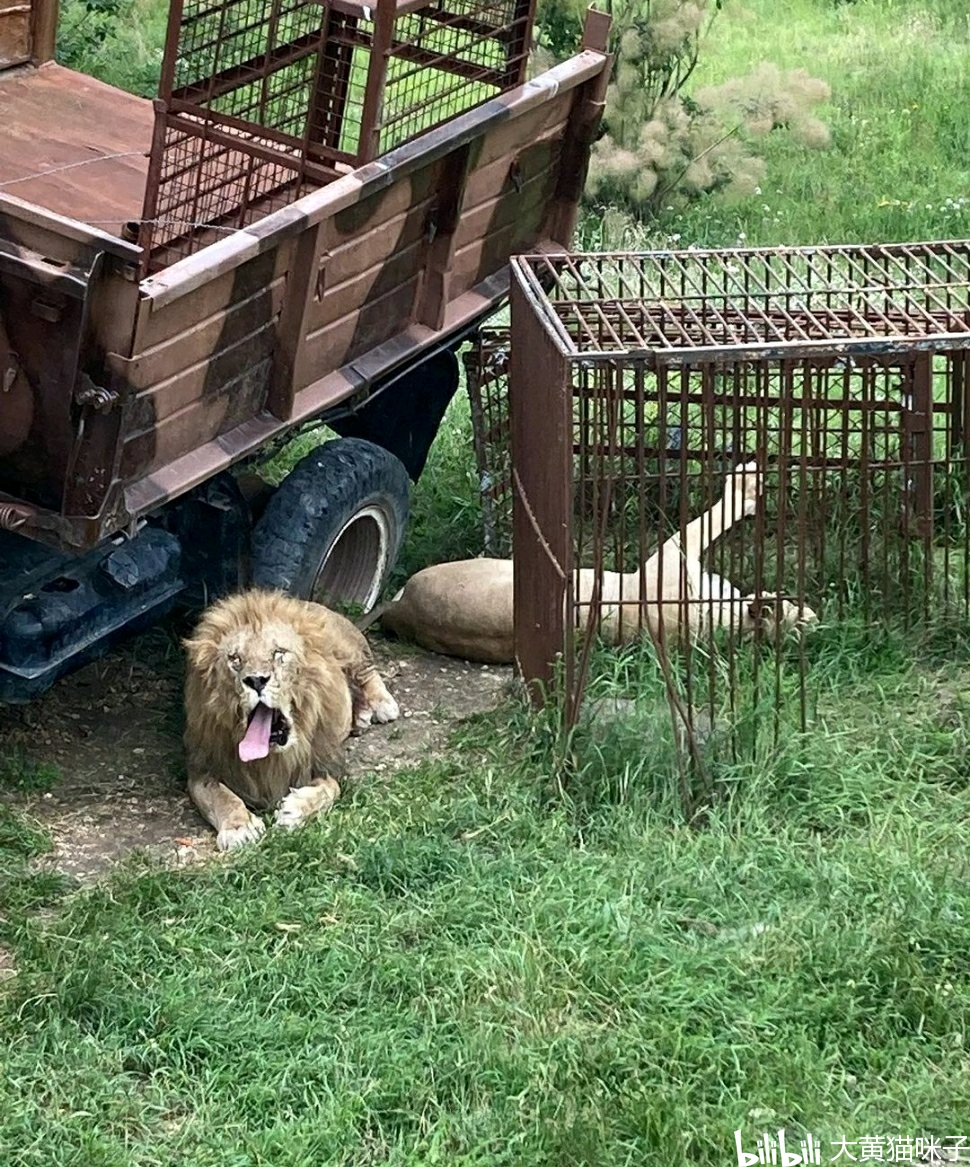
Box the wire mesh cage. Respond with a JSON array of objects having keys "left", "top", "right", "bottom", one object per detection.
[
  {"left": 463, "top": 324, "right": 513, "bottom": 555},
  {"left": 140, "top": 0, "right": 535, "bottom": 270},
  {"left": 508, "top": 244, "right": 970, "bottom": 790}
]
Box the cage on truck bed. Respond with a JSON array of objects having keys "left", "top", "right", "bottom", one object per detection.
[{"left": 0, "top": 0, "right": 611, "bottom": 700}]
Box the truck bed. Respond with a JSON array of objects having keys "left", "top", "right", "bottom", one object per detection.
[
  {"left": 0, "top": 62, "right": 152, "bottom": 237},
  {"left": 0, "top": 13, "right": 611, "bottom": 552}
]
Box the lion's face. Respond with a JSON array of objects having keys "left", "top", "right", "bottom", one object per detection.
[
  {"left": 184, "top": 591, "right": 339, "bottom": 766},
  {"left": 220, "top": 620, "right": 306, "bottom": 761}
]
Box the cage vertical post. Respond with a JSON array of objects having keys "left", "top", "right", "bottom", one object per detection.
[
  {"left": 510, "top": 265, "right": 572, "bottom": 704},
  {"left": 28, "top": 0, "right": 58, "bottom": 63},
  {"left": 357, "top": 0, "right": 395, "bottom": 163}
]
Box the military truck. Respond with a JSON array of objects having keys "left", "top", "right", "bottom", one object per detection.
[{"left": 0, "top": 0, "right": 610, "bottom": 699}]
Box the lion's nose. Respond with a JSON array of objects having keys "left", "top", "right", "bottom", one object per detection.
[{"left": 243, "top": 674, "right": 270, "bottom": 694}]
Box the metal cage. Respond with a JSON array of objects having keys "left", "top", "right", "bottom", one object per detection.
[
  {"left": 140, "top": 0, "right": 536, "bottom": 270},
  {"left": 508, "top": 244, "right": 970, "bottom": 778},
  {"left": 463, "top": 323, "right": 513, "bottom": 555}
]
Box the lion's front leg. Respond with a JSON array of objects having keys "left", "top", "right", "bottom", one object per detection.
[
  {"left": 188, "top": 773, "right": 266, "bottom": 851},
  {"left": 351, "top": 668, "right": 400, "bottom": 730},
  {"left": 274, "top": 776, "right": 341, "bottom": 831}
]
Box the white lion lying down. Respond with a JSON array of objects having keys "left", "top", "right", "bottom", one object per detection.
[{"left": 366, "top": 461, "right": 817, "bottom": 664}]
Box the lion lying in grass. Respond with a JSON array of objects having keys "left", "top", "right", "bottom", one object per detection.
[
  {"left": 184, "top": 589, "right": 398, "bottom": 850},
  {"left": 366, "top": 461, "right": 817, "bottom": 663}
]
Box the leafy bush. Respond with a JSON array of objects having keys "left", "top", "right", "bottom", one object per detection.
[{"left": 57, "top": 0, "right": 165, "bottom": 97}]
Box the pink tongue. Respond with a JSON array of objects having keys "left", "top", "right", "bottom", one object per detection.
[{"left": 239, "top": 705, "right": 273, "bottom": 762}]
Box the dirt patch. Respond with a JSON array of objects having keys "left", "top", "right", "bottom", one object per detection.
[{"left": 0, "top": 617, "right": 512, "bottom": 883}]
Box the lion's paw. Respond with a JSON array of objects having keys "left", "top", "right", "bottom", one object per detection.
[
  {"left": 275, "top": 779, "right": 340, "bottom": 831},
  {"left": 370, "top": 693, "right": 400, "bottom": 724},
  {"left": 216, "top": 812, "right": 266, "bottom": 851}
]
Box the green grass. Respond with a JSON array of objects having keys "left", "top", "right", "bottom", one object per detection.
[
  {"left": 4, "top": 626, "right": 970, "bottom": 1163},
  {"left": 582, "top": 0, "right": 970, "bottom": 251},
  {"left": 0, "top": 806, "right": 71, "bottom": 947},
  {"left": 5, "top": 2, "right": 970, "bottom": 1163},
  {"left": 0, "top": 751, "right": 59, "bottom": 795}
]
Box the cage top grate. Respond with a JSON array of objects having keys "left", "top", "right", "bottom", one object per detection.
[{"left": 512, "top": 243, "right": 970, "bottom": 360}]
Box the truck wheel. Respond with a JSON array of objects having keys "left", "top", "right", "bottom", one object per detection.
[{"left": 250, "top": 438, "right": 410, "bottom": 612}]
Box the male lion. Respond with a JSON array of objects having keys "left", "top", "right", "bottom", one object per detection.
[
  {"left": 183, "top": 588, "right": 398, "bottom": 851},
  {"left": 365, "top": 461, "right": 816, "bottom": 663}
]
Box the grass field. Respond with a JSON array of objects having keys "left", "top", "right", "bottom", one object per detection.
[
  {"left": 582, "top": 0, "right": 970, "bottom": 251},
  {"left": 4, "top": 1, "right": 970, "bottom": 1163}
]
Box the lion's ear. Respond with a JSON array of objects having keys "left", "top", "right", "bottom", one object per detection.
[{"left": 183, "top": 631, "right": 218, "bottom": 673}]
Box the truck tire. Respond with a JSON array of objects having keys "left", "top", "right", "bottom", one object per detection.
[{"left": 250, "top": 438, "right": 410, "bottom": 612}]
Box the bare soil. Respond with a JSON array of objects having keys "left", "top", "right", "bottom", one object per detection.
[{"left": 0, "top": 617, "right": 512, "bottom": 883}]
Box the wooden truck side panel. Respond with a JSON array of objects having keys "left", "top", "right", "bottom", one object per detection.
[
  {"left": 112, "top": 247, "right": 294, "bottom": 482},
  {"left": 0, "top": 12, "right": 610, "bottom": 550},
  {"left": 113, "top": 45, "right": 609, "bottom": 525}
]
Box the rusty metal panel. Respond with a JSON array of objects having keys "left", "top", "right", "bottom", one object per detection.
[
  {"left": 0, "top": 65, "right": 152, "bottom": 235},
  {"left": 461, "top": 88, "right": 576, "bottom": 173},
  {"left": 0, "top": 195, "right": 141, "bottom": 546}
]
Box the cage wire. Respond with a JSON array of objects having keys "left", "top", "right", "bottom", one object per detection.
[
  {"left": 464, "top": 324, "right": 513, "bottom": 555},
  {"left": 501, "top": 244, "right": 970, "bottom": 801},
  {"left": 141, "top": 0, "right": 534, "bottom": 271}
]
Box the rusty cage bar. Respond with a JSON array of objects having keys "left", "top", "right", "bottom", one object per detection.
[
  {"left": 504, "top": 243, "right": 970, "bottom": 768},
  {"left": 464, "top": 323, "right": 513, "bottom": 554}
]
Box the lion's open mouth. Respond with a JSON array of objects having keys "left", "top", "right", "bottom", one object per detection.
[{"left": 238, "top": 703, "right": 290, "bottom": 762}]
